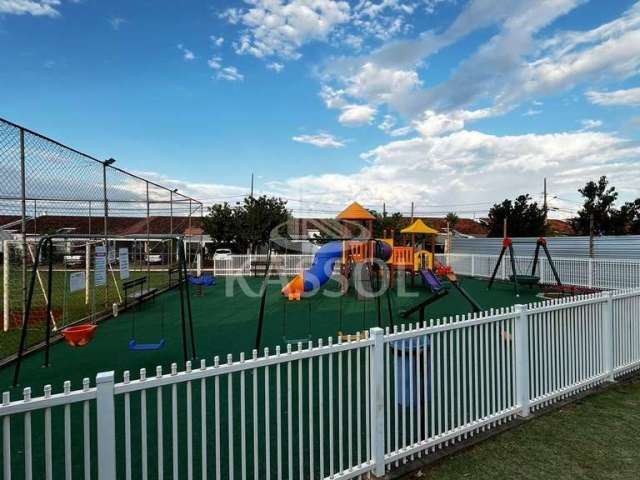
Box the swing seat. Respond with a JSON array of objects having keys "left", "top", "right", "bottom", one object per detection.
[
  {"left": 62, "top": 324, "right": 97, "bottom": 347},
  {"left": 128, "top": 338, "right": 166, "bottom": 351},
  {"left": 510, "top": 274, "right": 540, "bottom": 285}
]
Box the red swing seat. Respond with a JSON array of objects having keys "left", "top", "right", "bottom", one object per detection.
[{"left": 61, "top": 324, "right": 97, "bottom": 347}]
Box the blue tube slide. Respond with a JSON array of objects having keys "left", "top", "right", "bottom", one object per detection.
[{"left": 282, "top": 240, "right": 392, "bottom": 296}]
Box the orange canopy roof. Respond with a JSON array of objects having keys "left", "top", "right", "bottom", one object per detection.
[
  {"left": 400, "top": 219, "right": 439, "bottom": 235},
  {"left": 336, "top": 202, "right": 375, "bottom": 221}
]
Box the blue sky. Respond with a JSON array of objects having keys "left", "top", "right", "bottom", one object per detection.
[{"left": 1, "top": 0, "right": 639, "bottom": 218}]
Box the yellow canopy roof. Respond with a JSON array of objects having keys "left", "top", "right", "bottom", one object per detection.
[
  {"left": 400, "top": 219, "right": 439, "bottom": 235},
  {"left": 336, "top": 202, "right": 375, "bottom": 221}
]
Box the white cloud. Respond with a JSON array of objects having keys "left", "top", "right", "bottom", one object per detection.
[
  {"left": 343, "top": 34, "right": 363, "bottom": 50},
  {"left": 320, "top": 85, "right": 348, "bottom": 109},
  {"left": 272, "top": 129, "right": 640, "bottom": 214},
  {"left": 423, "top": 0, "right": 455, "bottom": 15},
  {"left": 378, "top": 114, "right": 396, "bottom": 134},
  {"left": 211, "top": 36, "right": 224, "bottom": 47},
  {"left": 141, "top": 127, "right": 640, "bottom": 218},
  {"left": 267, "top": 62, "right": 284, "bottom": 73},
  {"left": 224, "top": 0, "right": 351, "bottom": 60},
  {"left": 207, "top": 56, "right": 243, "bottom": 81},
  {"left": 292, "top": 132, "right": 345, "bottom": 148},
  {"left": 586, "top": 87, "right": 640, "bottom": 106},
  {"left": 208, "top": 56, "right": 222, "bottom": 70},
  {"left": 389, "top": 125, "right": 412, "bottom": 137},
  {"left": 338, "top": 104, "right": 376, "bottom": 126},
  {"left": 580, "top": 119, "right": 603, "bottom": 130},
  {"left": 343, "top": 62, "right": 421, "bottom": 107},
  {"left": 350, "top": 0, "right": 415, "bottom": 41},
  {"left": 413, "top": 108, "right": 498, "bottom": 137},
  {"left": 523, "top": 109, "right": 542, "bottom": 117},
  {"left": 320, "top": 0, "right": 640, "bottom": 130},
  {"left": 177, "top": 44, "right": 195, "bottom": 61},
  {"left": 109, "top": 16, "right": 125, "bottom": 30},
  {"left": 217, "top": 66, "right": 244, "bottom": 82},
  {"left": 0, "top": 0, "right": 61, "bottom": 17}
]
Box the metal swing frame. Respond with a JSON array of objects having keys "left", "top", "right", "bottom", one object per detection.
[
  {"left": 488, "top": 236, "right": 562, "bottom": 296},
  {"left": 12, "top": 234, "right": 197, "bottom": 387}
]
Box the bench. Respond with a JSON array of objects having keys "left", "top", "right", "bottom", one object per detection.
[
  {"left": 250, "top": 259, "right": 283, "bottom": 277},
  {"left": 123, "top": 277, "right": 158, "bottom": 308},
  {"left": 168, "top": 267, "right": 181, "bottom": 287}
]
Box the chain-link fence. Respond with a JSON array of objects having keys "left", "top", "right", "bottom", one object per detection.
[{"left": 0, "top": 117, "right": 203, "bottom": 363}]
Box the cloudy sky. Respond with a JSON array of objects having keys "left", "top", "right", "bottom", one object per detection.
[{"left": 1, "top": 0, "right": 640, "bottom": 218}]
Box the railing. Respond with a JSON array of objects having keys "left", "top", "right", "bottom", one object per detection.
[
  {"left": 437, "top": 253, "right": 640, "bottom": 290},
  {"left": 204, "top": 254, "right": 315, "bottom": 277},
  {"left": 2, "top": 288, "right": 640, "bottom": 478},
  {"left": 201, "top": 252, "right": 640, "bottom": 291}
]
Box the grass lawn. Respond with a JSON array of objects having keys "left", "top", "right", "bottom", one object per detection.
[
  {"left": 401, "top": 377, "right": 640, "bottom": 480},
  {"left": 0, "top": 268, "right": 175, "bottom": 361}
]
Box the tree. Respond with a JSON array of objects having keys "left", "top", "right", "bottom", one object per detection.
[
  {"left": 235, "top": 195, "right": 289, "bottom": 253},
  {"left": 627, "top": 199, "right": 640, "bottom": 234},
  {"left": 371, "top": 210, "right": 404, "bottom": 241},
  {"left": 610, "top": 199, "right": 640, "bottom": 235},
  {"left": 482, "top": 194, "right": 547, "bottom": 237},
  {"left": 445, "top": 212, "right": 460, "bottom": 230},
  {"left": 201, "top": 195, "right": 289, "bottom": 253},
  {"left": 571, "top": 176, "right": 619, "bottom": 235},
  {"left": 201, "top": 202, "right": 238, "bottom": 251},
  {"left": 571, "top": 177, "right": 640, "bottom": 235}
]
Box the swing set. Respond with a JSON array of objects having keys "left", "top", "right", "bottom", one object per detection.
[
  {"left": 488, "top": 236, "right": 562, "bottom": 297},
  {"left": 12, "top": 234, "right": 197, "bottom": 387}
]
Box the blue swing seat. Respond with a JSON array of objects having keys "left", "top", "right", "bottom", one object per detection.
[{"left": 128, "top": 338, "right": 166, "bottom": 351}]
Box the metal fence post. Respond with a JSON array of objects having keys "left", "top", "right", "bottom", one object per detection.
[
  {"left": 3, "top": 240, "right": 9, "bottom": 332},
  {"left": 369, "top": 327, "right": 385, "bottom": 477},
  {"left": 514, "top": 304, "right": 530, "bottom": 417},
  {"left": 471, "top": 254, "right": 475, "bottom": 277},
  {"left": 19, "top": 128, "right": 27, "bottom": 327},
  {"left": 603, "top": 291, "right": 615, "bottom": 381},
  {"left": 96, "top": 371, "right": 116, "bottom": 480}
]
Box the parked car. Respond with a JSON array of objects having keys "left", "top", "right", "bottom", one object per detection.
[
  {"left": 63, "top": 255, "right": 84, "bottom": 267},
  {"left": 213, "top": 248, "right": 232, "bottom": 260},
  {"left": 144, "top": 254, "right": 163, "bottom": 264}
]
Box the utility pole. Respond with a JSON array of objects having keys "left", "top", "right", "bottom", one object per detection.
[
  {"left": 250, "top": 173, "right": 254, "bottom": 198},
  {"left": 589, "top": 213, "right": 595, "bottom": 257},
  {"left": 410, "top": 201, "right": 415, "bottom": 248},
  {"left": 503, "top": 217, "right": 508, "bottom": 239},
  {"left": 382, "top": 202, "right": 386, "bottom": 217},
  {"left": 543, "top": 177, "right": 548, "bottom": 212}
]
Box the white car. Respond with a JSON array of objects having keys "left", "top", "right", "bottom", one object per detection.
[
  {"left": 144, "top": 254, "right": 163, "bottom": 264},
  {"left": 64, "top": 255, "right": 84, "bottom": 267},
  {"left": 213, "top": 248, "right": 232, "bottom": 260}
]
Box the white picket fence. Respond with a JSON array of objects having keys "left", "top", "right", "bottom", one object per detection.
[
  {"left": 437, "top": 253, "right": 640, "bottom": 290},
  {"left": 204, "top": 253, "right": 640, "bottom": 291},
  {"left": 205, "top": 254, "right": 315, "bottom": 277},
  {"left": 2, "top": 288, "right": 640, "bottom": 479}
]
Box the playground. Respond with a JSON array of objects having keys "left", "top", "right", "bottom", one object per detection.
[{"left": 2, "top": 202, "right": 553, "bottom": 391}]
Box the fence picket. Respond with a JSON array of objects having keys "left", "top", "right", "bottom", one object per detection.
[{"left": 1, "top": 287, "right": 640, "bottom": 479}]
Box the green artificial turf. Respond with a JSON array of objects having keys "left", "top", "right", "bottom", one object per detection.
[
  {"left": 0, "top": 276, "right": 540, "bottom": 393},
  {"left": 0, "top": 275, "right": 543, "bottom": 479},
  {"left": 0, "top": 268, "right": 174, "bottom": 360},
  {"left": 400, "top": 378, "right": 640, "bottom": 480}
]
